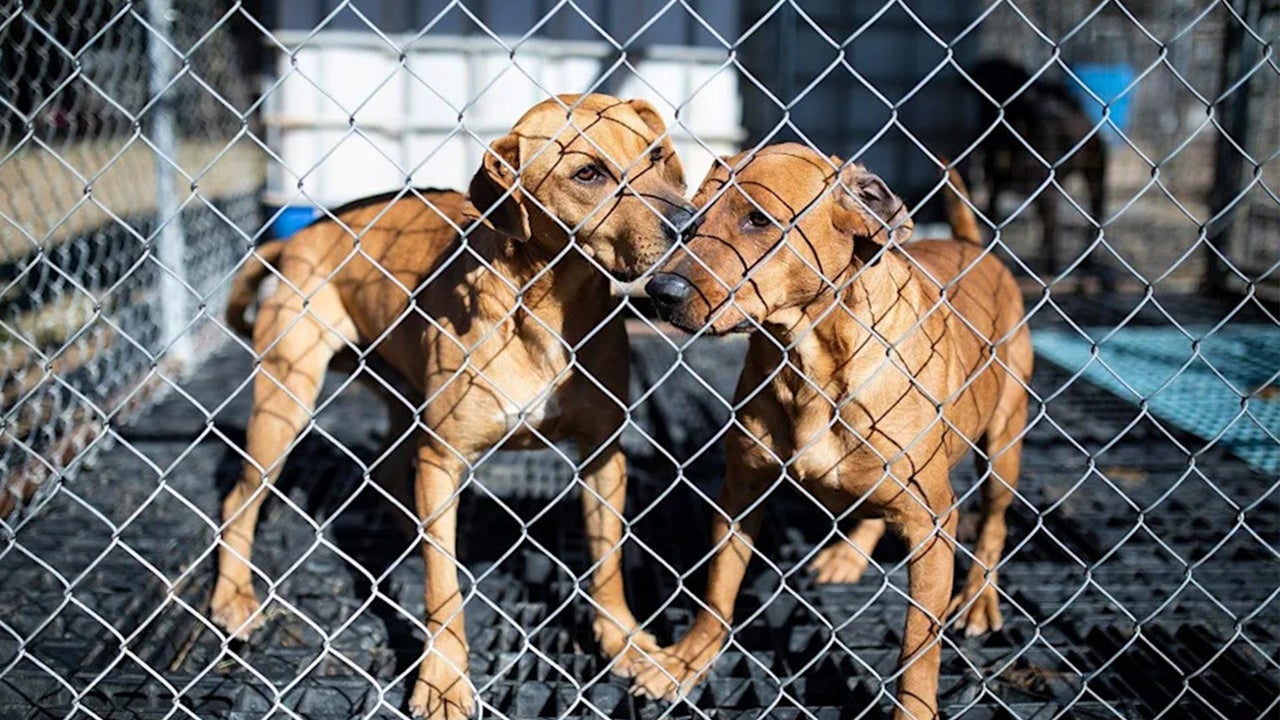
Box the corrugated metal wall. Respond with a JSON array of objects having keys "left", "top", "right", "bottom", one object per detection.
[{"left": 737, "top": 0, "right": 983, "bottom": 214}]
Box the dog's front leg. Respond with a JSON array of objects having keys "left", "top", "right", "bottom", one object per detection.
[
  {"left": 577, "top": 434, "right": 658, "bottom": 675},
  {"left": 1036, "top": 191, "right": 1060, "bottom": 275},
  {"left": 408, "top": 440, "right": 473, "bottom": 720},
  {"left": 890, "top": 474, "right": 958, "bottom": 720},
  {"left": 631, "top": 444, "right": 772, "bottom": 701}
]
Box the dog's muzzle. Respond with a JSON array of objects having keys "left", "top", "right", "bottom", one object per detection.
[
  {"left": 645, "top": 272, "right": 693, "bottom": 313},
  {"left": 662, "top": 205, "right": 699, "bottom": 245}
]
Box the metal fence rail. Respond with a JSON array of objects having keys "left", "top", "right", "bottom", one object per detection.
[{"left": 1, "top": 1, "right": 1277, "bottom": 719}]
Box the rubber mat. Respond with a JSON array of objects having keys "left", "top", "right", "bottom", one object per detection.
[
  {"left": 2, "top": 305, "right": 1277, "bottom": 719},
  {"left": 1034, "top": 324, "right": 1280, "bottom": 472}
]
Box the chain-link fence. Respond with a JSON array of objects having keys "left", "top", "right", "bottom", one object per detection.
[
  {"left": 1, "top": 0, "right": 261, "bottom": 518},
  {"left": 1, "top": 1, "right": 1277, "bottom": 719}
]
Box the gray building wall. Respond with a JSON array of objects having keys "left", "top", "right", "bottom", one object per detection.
[{"left": 736, "top": 0, "right": 983, "bottom": 215}]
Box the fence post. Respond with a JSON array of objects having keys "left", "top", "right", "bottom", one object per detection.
[
  {"left": 1203, "top": 0, "right": 1266, "bottom": 296},
  {"left": 147, "top": 0, "right": 189, "bottom": 366}
]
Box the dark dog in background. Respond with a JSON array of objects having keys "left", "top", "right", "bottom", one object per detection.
[{"left": 970, "top": 57, "right": 1115, "bottom": 290}]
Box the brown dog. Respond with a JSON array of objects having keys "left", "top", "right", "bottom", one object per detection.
[
  {"left": 211, "top": 94, "right": 695, "bottom": 719},
  {"left": 635, "top": 143, "right": 1032, "bottom": 720}
]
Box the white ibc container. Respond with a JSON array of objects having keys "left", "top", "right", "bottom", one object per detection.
[{"left": 263, "top": 31, "right": 743, "bottom": 237}]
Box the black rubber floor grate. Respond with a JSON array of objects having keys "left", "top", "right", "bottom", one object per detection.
[{"left": 2, "top": 295, "right": 1277, "bottom": 719}]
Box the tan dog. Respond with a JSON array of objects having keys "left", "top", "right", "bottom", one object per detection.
[
  {"left": 211, "top": 94, "right": 695, "bottom": 719},
  {"left": 635, "top": 144, "right": 1032, "bottom": 720}
]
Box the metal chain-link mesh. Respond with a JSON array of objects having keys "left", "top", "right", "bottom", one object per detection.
[
  {"left": 1, "top": 1, "right": 1277, "bottom": 719},
  {"left": 1, "top": 0, "right": 261, "bottom": 519}
]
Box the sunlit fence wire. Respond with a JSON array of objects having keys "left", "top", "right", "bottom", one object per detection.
[
  {"left": 1, "top": 0, "right": 261, "bottom": 518},
  {"left": 1, "top": 1, "right": 1277, "bottom": 719}
]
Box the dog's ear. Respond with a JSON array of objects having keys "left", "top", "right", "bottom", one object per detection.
[
  {"left": 830, "top": 163, "right": 913, "bottom": 263},
  {"left": 691, "top": 154, "right": 742, "bottom": 207},
  {"left": 468, "top": 133, "right": 531, "bottom": 242},
  {"left": 628, "top": 99, "right": 686, "bottom": 190}
]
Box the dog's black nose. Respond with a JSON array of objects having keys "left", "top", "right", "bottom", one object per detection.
[
  {"left": 663, "top": 206, "right": 697, "bottom": 243},
  {"left": 646, "top": 273, "right": 692, "bottom": 307},
  {"left": 681, "top": 214, "right": 704, "bottom": 241}
]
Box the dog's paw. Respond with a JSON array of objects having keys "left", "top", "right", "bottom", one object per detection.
[
  {"left": 594, "top": 616, "right": 660, "bottom": 678},
  {"left": 210, "top": 584, "right": 264, "bottom": 640},
  {"left": 947, "top": 580, "right": 1004, "bottom": 637},
  {"left": 409, "top": 654, "right": 474, "bottom": 720},
  {"left": 807, "top": 541, "right": 871, "bottom": 585},
  {"left": 629, "top": 636, "right": 720, "bottom": 702}
]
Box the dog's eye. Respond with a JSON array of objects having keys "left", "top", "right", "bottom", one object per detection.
[
  {"left": 574, "top": 165, "right": 603, "bottom": 183},
  {"left": 649, "top": 147, "right": 663, "bottom": 163},
  {"left": 745, "top": 211, "right": 771, "bottom": 229}
]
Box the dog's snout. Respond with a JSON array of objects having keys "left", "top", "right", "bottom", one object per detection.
[
  {"left": 662, "top": 205, "right": 697, "bottom": 244},
  {"left": 646, "top": 273, "right": 693, "bottom": 307},
  {"left": 682, "top": 213, "right": 704, "bottom": 240}
]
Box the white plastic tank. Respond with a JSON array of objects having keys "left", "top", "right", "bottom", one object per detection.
[{"left": 262, "top": 23, "right": 743, "bottom": 236}]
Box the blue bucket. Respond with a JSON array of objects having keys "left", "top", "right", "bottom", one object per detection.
[
  {"left": 1069, "top": 63, "right": 1136, "bottom": 143},
  {"left": 269, "top": 205, "right": 319, "bottom": 240}
]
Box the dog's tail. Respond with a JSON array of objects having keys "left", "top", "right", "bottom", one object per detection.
[
  {"left": 941, "top": 164, "right": 982, "bottom": 245},
  {"left": 225, "top": 240, "right": 286, "bottom": 338}
]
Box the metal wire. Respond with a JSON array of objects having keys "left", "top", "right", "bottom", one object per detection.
[
  {"left": 1, "top": 1, "right": 1277, "bottom": 719},
  {"left": 1, "top": 0, "right": 260, "bottom": 520}
]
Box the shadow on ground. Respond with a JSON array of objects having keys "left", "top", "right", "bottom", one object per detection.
[{"left": 2, "top": 294, "right": 1277, "bottom": 719}]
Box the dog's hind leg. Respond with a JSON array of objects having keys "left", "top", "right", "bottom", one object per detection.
[
  {"left": 570, "top": 316, "right": 657, "bottom": 675},
  {"left": 1081, "top": 140, "right": 1115, "bottom": 292},
  {"left": 212, "top": 278, "right": 356, "bottom": 639},
  {"left": 1036, "top": 191, "right": 1060, "bottom": 275},
  {"left": 373, "top": 390, "right": 422, "bottom": 541},
  {"left": 808, "top": 518, "right": 886, "bottom": 584},
  {"left": 946, "top": 366, "right": 1029, "bottom": 637},
  {"left": 631, "top": 438, "right": 773, "bottom": 700}
]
